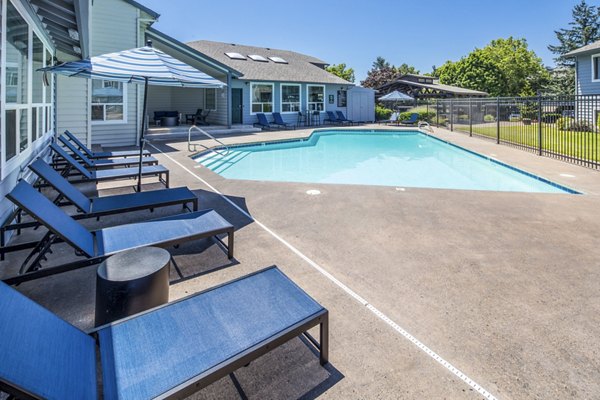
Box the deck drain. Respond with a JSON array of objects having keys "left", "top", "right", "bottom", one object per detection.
[{"left": 306, "top": 189, "right": 321, "bottom": 195}]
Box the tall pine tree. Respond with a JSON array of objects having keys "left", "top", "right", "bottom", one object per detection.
[{"left": 548, "top": 0, "right": 600, "bottom": 67}]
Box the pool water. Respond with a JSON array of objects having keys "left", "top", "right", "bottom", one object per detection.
[{"left": 196, "top": 130, "right": 575, "bottom": 193}]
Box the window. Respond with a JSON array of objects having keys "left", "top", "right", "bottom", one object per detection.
[
  {"left": 248, "top": 54, "right": 268, "bottom": 62},
  {"left": 281, "top": 84, "right": 300, "bottom": 112},
  {"left": 337, "top": 90, "right": 347, "bottom": 107},
  {"left": 5, "top": 0, "right": 29, "bottom": 161},
  {"left": 91, "top": 80, "right": 126, "bottom": 123},
  {"left": 250, "top": 83, "right": 273, "bottom": 113},
  {"left": 225, "top": 52, "right": 246, "bottom": 60},
  {"left": 593, "top": 54, "right": 600, "bottom": 81},
  {"left": 204, "top": 88, "right": 217, "bottom": 111},
  {"left": 307, "top": 85, "right": 325, "bottom": 111},
  {"left": 268, "top": 56, "right": 288, "bottom": 64},
  {"left": 2, "top": 0, "right": 54, "bottom": 175}
]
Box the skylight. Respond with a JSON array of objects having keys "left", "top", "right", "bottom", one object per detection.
[
  {"left": 225, "top": 52, "right": 246, "bottom": 60},
  {"left": 268, "top": 56, "right": 288, "bottom": 64},
  {"left": 248, "top": 54, "right": 269, "bottom": 62}
]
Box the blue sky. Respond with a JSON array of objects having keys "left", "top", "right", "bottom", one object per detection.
[{"left": 140, "top": 0, "right": 579, "bottom": 82}]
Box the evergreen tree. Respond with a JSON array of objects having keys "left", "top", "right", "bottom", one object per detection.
[{"left": 548, "top": 0, "right": 600, "bottom": 67}]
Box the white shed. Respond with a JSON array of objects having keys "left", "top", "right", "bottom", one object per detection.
[{"left": 347, "top": 86, "right": 375, "bottom": 123}]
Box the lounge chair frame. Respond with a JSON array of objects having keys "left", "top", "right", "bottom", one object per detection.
[
  {"left": 3, "top": 182, "right": 232, "bottom": 284},
  {"left": 0, "top": 266, "right": 328, "bottom": 399},
  {"left": 50, "top": 143, "right": 170, "bottom": 187},
  {"left": 0, "top": 160, "right": 198, "bottom": 259},
  {"left": 63, "top": 130, "right": 152, "bottom": 159}
]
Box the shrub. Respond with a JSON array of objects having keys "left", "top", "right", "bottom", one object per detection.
[
  {"left": 376, "top": 105, "right": 393, "bottom": 121},
  {"left": 556, "top": 117, "right": 573, "bottom": 131},
  {"left": 541, "top": 113, "right": 561, "bottom": 123},
  {"left": 399, "top": 110, "right": 436, "bottom": 122},
  {"left": 483, "top": 114, "right": 495, "bottom": 122},
  {"left": 457, "top": 114, "right": 469, "bottom": 121},
  {"left": 571, "top": 120, "right": 593, "bottom": 132}
]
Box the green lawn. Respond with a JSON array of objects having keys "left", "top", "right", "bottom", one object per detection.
[{"left": 450, "top": 123, "right": 600, "bottom": 163}]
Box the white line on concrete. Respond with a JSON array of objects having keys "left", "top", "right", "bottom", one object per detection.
[{"left": 149, "top": 143, "right": 499, "bottom": 400}]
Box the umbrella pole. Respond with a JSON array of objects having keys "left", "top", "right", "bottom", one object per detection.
[{"left": 137, "top": 77, "right": 149, "bottom": 192}]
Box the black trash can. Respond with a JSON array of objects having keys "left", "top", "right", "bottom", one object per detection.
[{"left": 95, "top": 247, "right": 170, "bottom": 326}]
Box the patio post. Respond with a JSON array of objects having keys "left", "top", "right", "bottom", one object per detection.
[
  {"left": 496, "top": 97, "right": 500, "bottom": 144},
  {"left": 450, "top": 98, "right": 454, "bottom": 132},
  {"left": 469, "top": 97, "right": 473, "bottom": 137},
  {"left": 537, "top": 94, "right": 543, "bottom": 156},
  {"left": 227, "top": 72, "right": 232, "bottom": 128}
]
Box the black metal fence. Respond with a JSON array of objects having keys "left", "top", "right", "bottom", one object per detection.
[{"left": 432, "top": 95, "right": 600, "bottom": 169}]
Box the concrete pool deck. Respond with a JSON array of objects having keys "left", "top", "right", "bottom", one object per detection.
[{"left": 2, "top": 125, "right": 600, "bottom": 399}]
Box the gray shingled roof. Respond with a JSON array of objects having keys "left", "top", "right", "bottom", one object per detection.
[
  {"left": 186, "top": 40, "right": 352, "bottom": 85},
  {"left": 564, "top": 40, "right": 600, "bottom": 57}
]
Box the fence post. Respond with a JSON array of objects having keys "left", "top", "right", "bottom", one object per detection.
[
  {"left": 436, "top": 99, "right": 439, "bottom": 126},
  {"left": 450, "top": 99, "right": 454, "bottom": 132},
  {"left": 469, "top": 97, "right": 473, "bottom": 137},
  {"left": 496, "top": 97, "right": 500, "bottom": 144},
  {"left": 537, "top": 94, "right": 543, "bottom": 156}
]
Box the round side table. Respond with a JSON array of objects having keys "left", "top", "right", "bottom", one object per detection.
[{"left": 95, "top": 247, "right": 170, "bottom": 326}]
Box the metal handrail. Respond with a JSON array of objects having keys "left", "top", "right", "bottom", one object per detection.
[{"left": 188, "top": 125, "right": 230, "bottom": 156}]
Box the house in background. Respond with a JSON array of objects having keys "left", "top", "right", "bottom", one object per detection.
[
  {"left": 186, "top": 40, "right": 375, "bottom": 125},
  {"left": 565, "top": 40, "right": 600, "bottom": 96}
]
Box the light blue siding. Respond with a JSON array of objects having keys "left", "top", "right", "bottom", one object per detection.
[
  {"left": 233, "top": 80, "right": 353, "bottom": 125},
  {"left": 576, "top": 54, "right": 600, "bottom": 95}
]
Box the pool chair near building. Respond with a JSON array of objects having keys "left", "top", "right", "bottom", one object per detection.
[
  {"left": 57, "top": 135, "right": 159, "bottom": 169},
  {"left": 50, "top": 143, "right": 170, "bottom": 187},
  {"left": 3, "top": 181, "right": 234, "bottom": 284},
  {"left": 0, "top": 159, "right": 199, "bottom": 255},
  {"left": 0, "top": 266, "right": 329, "bottom": 400},
  {"left": 63, "top": 130, "right": 153, "bottom": 159}
]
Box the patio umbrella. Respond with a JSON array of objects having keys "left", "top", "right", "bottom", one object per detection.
[
  {"left": 378, "top": 90, "right": 414, "bottom": 111},
  {"left": 40, "top": 40, "right": 225, "bottom": 191}
]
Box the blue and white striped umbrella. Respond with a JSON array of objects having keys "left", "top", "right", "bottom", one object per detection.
[
  {"left": 40, "top": 43, "right": 224, "bottom": 88},
  {"left": 40, "top": 41, "right": 225, "bottom": 191}
]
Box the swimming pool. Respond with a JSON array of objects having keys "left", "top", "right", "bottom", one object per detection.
[{"left": 195, "top": 130, "right": 577, "bottom": 194}]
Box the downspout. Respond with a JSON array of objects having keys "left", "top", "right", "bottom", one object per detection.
[
  {"left": 227, "top": 72, "right": 232, "bottom": 128},
  {"left": 137, "top": 15, "right": 156, "bottom": 144}
]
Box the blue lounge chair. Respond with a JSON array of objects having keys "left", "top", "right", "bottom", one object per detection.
[
  {"left": 336, "top": 111, "right": 357, "bottom": 125},
  {"left": 400, "top": 113, "right": 419, "bottom": 126},
  {"left": 5, "top": 181, "right": 233, "bottom": 280},
  {"left": 253, "top": 113, "right": 273, "bottom": 130},
  {"left": 58, "top": 135, "right": 158, "bottom": 169},
  {"left": 324, "top": 111, "right": 340, "bottom": 125},
  {"left": 0, "top": 266, "right": 329, "bottom": 399},
  {"left": 64, "top": 130, "right": 151, "bottom": 159},
  {"left": 271, "top": 112, "right": 295, "bottom": 129},
  {"left": 0, "top": 160, "right": 198, "bottom": 256},
  {"left": 50, "top": 143, "right": 170, "bottom": 187}
]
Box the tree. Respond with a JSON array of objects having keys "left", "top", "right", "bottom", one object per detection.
[
  {"left": 548, "top": 0, "right": 600, "bottom": 67},
  {"left": 326, "top": 63, "right": 355, "bottom": 83},
  {"left": 436, "top": 37, "right": 549, "bottom": 96},
  {"left": 361, "top": 57, "right": 420, "bottom": 89},
  {"left": 372, "top": 56, "right": 390, "bottom": 70},
  {"left": 542, "top": 67, "right": 576, "bottom": 95}
]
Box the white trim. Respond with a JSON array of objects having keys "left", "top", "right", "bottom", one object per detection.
[
  {"left": 204, "top": 88, "right": 217, "bottom": 111},
  {"left": 306, "top": 84, "right": 326, "bottom": 112},
  {"left": 249, "top": 82, "right": 274, "bottom": 115},
  {"left": 592, "top": 54, "right": 600, "bottom": 82},
  {"left": 90, "top": 80, "right": 128, "bottom": 125},
  {"left": 280, "top": 83, "right": 301, "bottom": 114}
]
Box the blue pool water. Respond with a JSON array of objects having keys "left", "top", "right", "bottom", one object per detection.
[{"left": 196, "top": 130, "right": 576, "bottom": 193}]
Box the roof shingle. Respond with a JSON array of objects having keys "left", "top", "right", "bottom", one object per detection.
[{"left": 186, "top": 40, "right": 352, "bottom": 85}]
